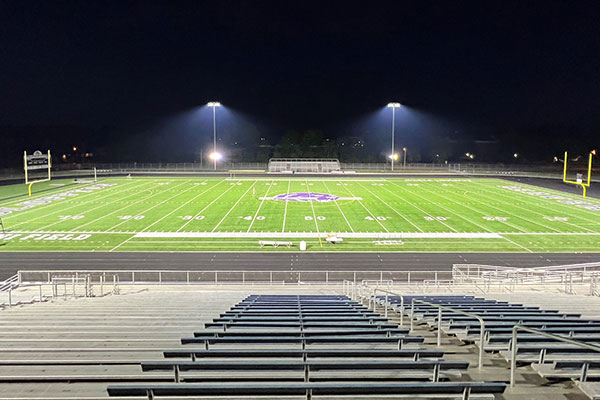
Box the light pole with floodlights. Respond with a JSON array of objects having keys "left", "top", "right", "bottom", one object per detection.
[
  {"left": 402, "top": 147, "right": 407, "bottom": 168},
  {"left": 386, "top": 102, "right": 401, "bottom": 171},
  {"left": 207, "top": 101, "right": 221, "bottom": 170}
]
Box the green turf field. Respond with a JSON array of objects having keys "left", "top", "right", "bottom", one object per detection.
[{"left": 0, "top": 177, "right": 598, "bottom": 252}]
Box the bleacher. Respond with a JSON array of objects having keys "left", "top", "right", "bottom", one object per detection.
[
  {"left": 4, "top": 285, "right": 600, "bottom": 399},
  {"left": 378, "top": 294, "right": 600, "bottom": 399},
  {"left": 107, "top": 295, "right": 506, "bottom": 399},
  {"left": 268, "top": 158, "right": 341, "bottom": 173}
]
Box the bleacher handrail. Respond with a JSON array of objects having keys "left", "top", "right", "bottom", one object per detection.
[
  {"left": 510, "top": 325, "right": 600, "bottom": 387},
  {"left": 411, "top": 298, "right": 485, "bottom": 370}
]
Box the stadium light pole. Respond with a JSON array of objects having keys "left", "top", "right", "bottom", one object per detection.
[
  {"left": 387, "top": 102, "right": 401, "bottom": 171},
  {"left": 207, "top": 101, "right": 221, "bottom": 170}
]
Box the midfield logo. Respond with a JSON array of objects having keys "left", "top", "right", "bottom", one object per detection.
[{"left": 260, "top": 192, "right": 362, "bottom": 202}]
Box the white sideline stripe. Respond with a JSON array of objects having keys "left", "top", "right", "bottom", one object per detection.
[
  {"left": 133, "top": 232, "right": 503, "bottom": 239},
  {"left": 226, "top": 178, "right": 387, "bottom": 182},
  {"left": 5, "top": 230, "right": 600, "bottom": 236}
]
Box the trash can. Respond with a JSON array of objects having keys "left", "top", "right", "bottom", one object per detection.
[{"left": 299, "top": 241, "right": 307, "bottom": 251}]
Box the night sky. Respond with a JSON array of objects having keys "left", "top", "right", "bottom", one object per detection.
[{"left": 1, "top": 1, "right": 599, "bottom": 163}]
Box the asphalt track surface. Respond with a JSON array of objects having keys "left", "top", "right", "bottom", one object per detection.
[{"left": 1, "top": 252, "right": 599, "bottom": 280}]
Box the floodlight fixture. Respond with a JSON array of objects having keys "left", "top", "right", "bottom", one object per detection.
[
  {"left": 513, "top": 153, "right": 519, "bottom": 158},
  {"left": 207, "top": 101, "right": 221, "bottom": 169},
  {"left": 209, "top": 152, "right": 223, "bottom": 161},
  {"left": 386, "top": 102, "right": 401, "bottom": 171},
  {"left": 389, "top": 153, "right": 399, "bottom": 161},
  {"left": 592, "top": 149, "right": 597, "bottom": 156}
]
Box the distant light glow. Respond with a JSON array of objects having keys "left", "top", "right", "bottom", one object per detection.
[
  {"left": 513, "top": 153, "right": 519, "bottom": 158},
  {"left": 72, "top": 146, "right": 77, "bottom": 152},
  {"left": 209, "top": 152, "right": 223, "bottom": 161},
  {"left": 389, "top": 153, "right": 399, "bottom": 160},
  {"left": 207, "top": 101, "right": 221, "bottom": 107},
  {"left": 386, "top": 102, "right": 401, "bottom": 108},
  {"left": 469, "top": 154, "right": 475, "bottom": 159},
  {"left": 592, "top": 149, "right": 597, "bottom": 156},
  {"left": 402, "top": 147, "right": 407, "bottom": 152}
]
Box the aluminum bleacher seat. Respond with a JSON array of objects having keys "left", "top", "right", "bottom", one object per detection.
[{"left": 107, "top": 294, "right": 507, "bottom": 399}]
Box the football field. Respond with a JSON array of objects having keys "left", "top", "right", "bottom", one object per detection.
[{"left": 0, "top": 177, "right": 599, "bottom": 252}]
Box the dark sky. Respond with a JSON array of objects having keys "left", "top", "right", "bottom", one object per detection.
[{"left": 1, "top": 1, "right": 600, "bottom": 143}]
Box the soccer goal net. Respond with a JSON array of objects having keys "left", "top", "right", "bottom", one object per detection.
[{"left": 268, "top": 158, "right": 341, "bottom": 173}]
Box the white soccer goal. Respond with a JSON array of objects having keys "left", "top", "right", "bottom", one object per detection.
[{"left": 268, "top": 158, "right": 341, "bottom": 173}]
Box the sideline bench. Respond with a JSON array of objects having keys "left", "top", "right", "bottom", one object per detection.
[{"left": 259, "top": 240, "right": 292, "bottom": 248}]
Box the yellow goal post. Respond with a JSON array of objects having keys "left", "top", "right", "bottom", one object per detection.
[
  {"left": 24, "top": 150, "right": 52, "bottom": 196},
  {"left": 563, "top": 151, "right": 593, "bottom": 198}
]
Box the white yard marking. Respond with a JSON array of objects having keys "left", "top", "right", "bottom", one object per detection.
[
  {"left": 389, "top": 180, "right": 494, "bottom": 233},
  {"left": 105, "top": 180, "right": 194, "bottom": 232},
  {"left": 140, "top": 180, "right": 219, "bottom": 232},
  {"left": 109, "top": 234, "right": 136, "bottom": 252},
  {"left": 134, "top": 231, "right": 504, "bottom": 239},
  {"left": 304, "top": 180, "right": 321, "bottom": 234},
  {"left": 31, "top": 180, "right": 157, "bottom": 232},
  {"left": 0, "top": 179, "right": 108, "bottom": 208},
  {"left": 341, "top": 183, "right": 388, "bottom": 232},
  {"left": 176, "top": 182, "right": 238, "bottom": 232},
  {"left": 281, "top": 180, "right": 291, "bottom": 232},
  {"left": 68, "top": 180, "right": 184, "bottom": 232},
  {"left": 356, "top": 182, "right": 423, "bottom": 232},
  {"left": 468, "top": 180, "right": 598, "bottom": 231},
  {"left": 322, "top": 181, "right": 354, "bottom": 232},
  {"left": 379, "top": 183, "right": 457, "bottom": 232},
  {"left": 247, "top": 180, "right": 273, "bottom": 232},
  {"left": 416, "top": 182, "right": 533, "bottom": 233},
  {"left": 211, "top": 181, "right": 257, "bottom": 233},
  {"left": 3, "top": 179, "right": 141, "bottom": 223}
]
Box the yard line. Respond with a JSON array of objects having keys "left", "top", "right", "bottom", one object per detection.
[
  {"left": 378, "top": 183, "right": 457, "bottom": 232},
  {"left": 31, "top": 180, "right": 158, "bottom": 232},
  {"left": 355, "top": 182, "right": 423, "bottom": 232},
  {"left": 211, "top": 181, "right": 257, "bottom": 232},
  {"left": 105, "top": 180, "right": 195, "bottom": 232},
  {"left": 176, "top": 182, "right": 238, "bottom": 232},
  {"left": 416, "top": 182, "right": 531, "bottom": 233},
  {"left": 0, "top": 179, "right": 108, "bottom": 208},
  {"left": 387, "top": 180, "right": 492, "bottom": 233},
  {"left": 341, "top": 183, "right": 388, "bottom": 232},
  {"left": 425, "top": 181, "right": 572, "bottom": 233},
  {"left": 322, "top": 181, "right": 354, "bottom": 232},
  {"left": 467, "top": 180, "right": 599, "bottom": 231},
  {"left": 500, "top": 235, "right": 534, "bottom": 253},
  {"left": 247, "top": 180, "right": 273, "bottom": 232},
  {"left": 140, "top": 179, "right": 220, "bottom": 232},
  {"left": 5, "top": 179, "right": 145, "bottom": 228},
  {"left": 305, "top": 180, "right": 321, "bottom": 234},
  {"left": 67, "top": 180, "right": 184, "bottom": 232},
  {"left": 281, "top": 180, "right": 291, "bottom": 233},
  {"left": 109, "top": 234, "right": 136, "bottom": 252}
]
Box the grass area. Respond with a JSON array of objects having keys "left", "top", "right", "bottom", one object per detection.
[{"left": 0, "top": 176, "right": 599, "bottom": 252}]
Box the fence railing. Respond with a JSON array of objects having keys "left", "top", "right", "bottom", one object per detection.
[
  {"left": 18, "top": 270, "right": 453, "bottom": 286},
  {"left": 452, "top": 263, "right": 600, "bottom": 292}
]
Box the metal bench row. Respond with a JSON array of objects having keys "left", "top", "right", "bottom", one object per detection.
[{"left": 106, "top": 294, "right": 507, "bottom": 399}]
